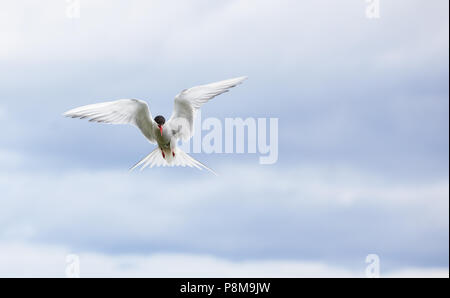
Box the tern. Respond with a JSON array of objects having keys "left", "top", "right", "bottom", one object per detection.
[{"left": 63, "top": 76, "right": 247, "bottom": 174}]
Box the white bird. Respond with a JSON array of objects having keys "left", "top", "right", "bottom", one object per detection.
[{"left": 63, "top": 76, "right": 247, "bottom": 175}]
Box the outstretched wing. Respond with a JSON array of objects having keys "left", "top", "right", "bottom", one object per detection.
[
  {"left": 167, "top": 76, "right": 247, "bottom": 141},
  {"left": 63, "top": 99, "right": 157, "bottom": 143}
]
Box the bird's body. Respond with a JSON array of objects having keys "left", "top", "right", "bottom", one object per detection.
[{"left": 64, "top": 76, "right": 247, "bottom": 174}]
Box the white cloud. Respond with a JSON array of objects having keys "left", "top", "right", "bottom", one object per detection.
[
  {"left": 1, "top": 0, "right": 447, "bottom": 74},
  {"left": 0, "top": 158, "right": 448, "bottom": 271},
  {"left": 386, "top": 267, "right": 449, "bottom": 278},
  {"left": 0, "top": 0, "right": 448, "bottom": 277},
  {"left": 0, "top": 241, "right": 447, "bottom": 278}
]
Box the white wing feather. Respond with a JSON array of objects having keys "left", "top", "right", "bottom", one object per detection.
[
  {"left": 63, "top": 99, "right": 157, "bottom": 143},
  {"left": 168, "top": 76, "right": 247, "bottom": 141}
]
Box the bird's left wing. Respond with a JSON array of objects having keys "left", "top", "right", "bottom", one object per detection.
[
  {"left": 167, "top": 76, "right": 247, "bottom": 141},
  {"left": 63, "top": 99, "right": 157, "bottom": 143}
]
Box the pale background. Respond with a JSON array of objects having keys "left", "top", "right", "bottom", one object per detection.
[{"left": 0, "top": 0, "right": 448, "bottom": 277}]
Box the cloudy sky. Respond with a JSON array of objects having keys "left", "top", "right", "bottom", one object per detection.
[{"left": 0, "top": 0, "right": 448, "bottom": 277}]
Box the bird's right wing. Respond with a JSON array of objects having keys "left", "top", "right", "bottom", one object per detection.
[{"left": 63, "top": 99, "right": 157, "bottom": 143}]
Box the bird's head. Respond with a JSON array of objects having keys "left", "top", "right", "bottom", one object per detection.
[{"left": 154, "top": 115, "right": 166, "bottom": 136}]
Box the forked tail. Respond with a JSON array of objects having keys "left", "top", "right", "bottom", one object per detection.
[{"left": 129, "top": 147, "right": 217, "bottom": 175}]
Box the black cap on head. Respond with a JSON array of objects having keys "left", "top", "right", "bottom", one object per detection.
[{"left": 154, "top": 115, "right": 166, "bottom": 126}]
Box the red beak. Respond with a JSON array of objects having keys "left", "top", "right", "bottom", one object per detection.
[{"left": 159, "top": 125, "right": 163, "bottom": 136}]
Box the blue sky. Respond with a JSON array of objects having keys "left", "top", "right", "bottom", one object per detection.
[{"left": 0, "top": 0, "right": 448, "bottom": 277}]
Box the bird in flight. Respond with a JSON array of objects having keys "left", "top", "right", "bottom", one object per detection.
[{"left": 63, "top": 76, "right": 247, "bottom": 175}]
